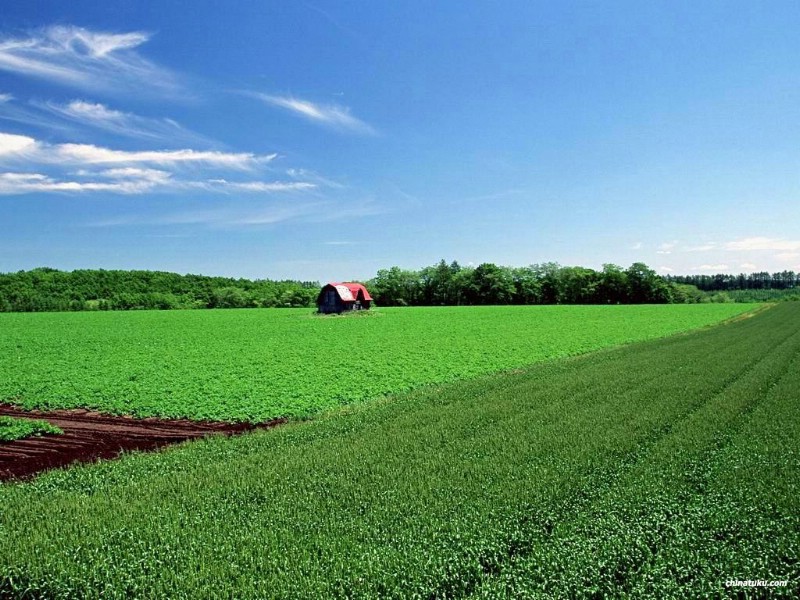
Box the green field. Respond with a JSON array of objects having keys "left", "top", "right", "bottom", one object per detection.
[
  {"left": 0, "top": 303, "right": 797, "bottom": 598},
  {"left": 0, "top": 304, "right": 755, "bottom": 421},
  {"left": 0, "top": 416, "right": 62, "bottom": 442}
]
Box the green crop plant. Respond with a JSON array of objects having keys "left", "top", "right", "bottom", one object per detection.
[
  {"left": 0, "top": 303, "right": 796, "bottom": 598},
  {"left": 0, "top": 416, "right": 62, "bottom": 442},
  {"left": 0, "top": 304, "right": 755, "bottom": 422}
]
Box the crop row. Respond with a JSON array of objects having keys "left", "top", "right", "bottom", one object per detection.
[
  {"left": 0, "top": 303, "right": 796, "bottom": 598},
  {"left": 0, "top": 304, "right": 754, "bottom": 421}
]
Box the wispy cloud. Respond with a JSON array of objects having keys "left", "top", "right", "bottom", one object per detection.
[
  {"left": 309, "top": 198, "right": 386, "bottom": 222},
  {"left": 0, "top": 170, "right": 167, "bottom": 194},
  {"left": 286, "top": 168, "right": 345, "bottom": 189},
  {"left": 0, "top": 131, "right": 315, "bottom": 196},
  {"left": 55, "top": 143, "right": 275, "bottom": 168},
  {"left": 0, "top": 132, "right": 275, "bottom": 169},
  {"left": 0, "top": 96, "right": 81, "bottom": 137},
  {"left": 724, "top": 237, "right": 800, "bottom": 252},
  {"left": 224, "top": 204, "right": 319, "bottom": 226},
  {"left": 0, "top": 170, "right": 315, "bottom": 197},
  {"left": 0, "top": 93, "right": 11, "bottom": 102},
  {"left": 88, "top": 195, "right": 383, "bottom": 229},
  {"left": 655, "top": 237, "right": 800, "bottom": 256},
  {"left": 36, "top": 100, "right": 211, "bottom": 145},
  {"left": 87, "top": 200, "right": 320, "bottom": 228},
  {"left": 254, "top": 93, "right": 375, "bottom": 134},
  {"left": 656, "top": 241, "right": 677, "bottom": 255},
  {"left": 199, "top": 179, "right": 316, "bottom": 193},
  {"left": 300, "top": 1, "right": 365, "bottom": 43},
  {"left": 0, "top": 26, "right": 181, "bottom": 96},
  {"left": 692, "top": 264, "right": 730, "bottom": 271}
]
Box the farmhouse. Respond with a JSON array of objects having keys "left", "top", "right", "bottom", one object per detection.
[{"left": 317, "top": 282, "right": 372, "bottom": 314}]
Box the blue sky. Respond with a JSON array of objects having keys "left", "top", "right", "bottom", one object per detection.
[{"left": 1, "top": 1, "right": 799, "bottom": 282}]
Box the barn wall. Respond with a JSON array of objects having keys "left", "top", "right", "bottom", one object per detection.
[
  {"left": 316, "top": 284, "right": 371, "bottom": 313},
  {"left": 318, "top": 297, "right": 341, "bottom": 313}
]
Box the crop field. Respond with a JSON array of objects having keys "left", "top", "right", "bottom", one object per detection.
[
  {"left": 0, "top": 303, "right": 797, "bottom": 598},
  {"left": 0, "top": 416, "right": 61, "bottom": 442},
  {"left": 0, "top": 304, "right": 754, "bottom": 421}
]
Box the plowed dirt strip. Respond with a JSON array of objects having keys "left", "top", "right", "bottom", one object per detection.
[{"left": 0, "top": 404, "right": 285, "bottom": 481}]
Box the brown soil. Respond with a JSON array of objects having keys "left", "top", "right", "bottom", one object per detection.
[{"left": 0, "top": 404, "right": 285, "bottom": 482}]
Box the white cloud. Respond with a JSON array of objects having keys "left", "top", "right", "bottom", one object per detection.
[
  {"left": 200, "top": 179, "right": 316, "bottom": 193},
  {"left": 225, "top": 204, "right": 318, "bottom": 226},
  {"left": 60, "top": 100, "right": 125, "bottom": 121},
  {"left": 97, "top": 167, "right": 173, "bottom": 184},
  {"left": 775, "top": 252, "right": 800, "bottom": 261},
  {"left": 59, "top": 29, "right": 149, "bottom": 58},
  {"left": 656, "top": 241, "right": 677, "bottom": 255},
  {"left": 255, "top": 93, "right": 376, "bottom": 134},
  {"left": 658, "top": 266, "right": 674, "bottom": 273},
  {"left": 0, "top": 132, "right": 275, "bottom": 170},
  {"left": 692, "top": 264, "right": 729, "bottom": 271},
  {"left": 0, "top": 131, "right": 316, "bottom": 196},
  {"left": 740, "top": 262, "right": 757, "bottom": 270},
  {"left": 630, "top": 242, "right": 642, "bottom": 250},
  {"left": 38, "top": 100, "right": 211, "bottom": 145},
  {"left": 0, "top": 26, "right": 180, "bottom": 96},
  {"left": 0, "top": 171, "right": 162, "bottom": 194},
  {"left": 0, "top": 98, "right": 79, "bottom": 136},
  {"left": 0, "top": 93, "right": 11, "bottom": 102},
  {"left": 0, "top": 132, "right": 37, "bottom": 156},
  {"left": 54, "top": 143, "right": 275, "bottom": 169},
  {"left": 286, "top": 167, "right": 345, "bottom": 189},
  {"left": 724, "top": 237, "right": 800, "bottom": 252},
  {"left": 0, "top": 169, "right": 315, "bottom": 197}
]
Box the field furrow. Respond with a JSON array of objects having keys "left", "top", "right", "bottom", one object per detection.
[{"left": 468, "top": 315, "right": 800, "bottom": 598}]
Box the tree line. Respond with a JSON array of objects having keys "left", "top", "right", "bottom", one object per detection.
[
  {"left": 367, "top": 262, "right": 800, "bottom": 306},
  {"left": 666, "top": 271, "right": 798, "bottom": 291},
  {"left": 1, "top": 262, "right": 796, "bottom": 312},
  {"left": 0, "top": 268, "right": 318, "bottom": 312},
  {"left": 367, "top": 261, "right": 678, "bottom": 306}
]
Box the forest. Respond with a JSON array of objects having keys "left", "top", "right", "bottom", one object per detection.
[
  {"left": 0, "top": 268, "right": 319, "bottom": 312},
  {"left": 0, "top": 262, "right": 797, "bottom": 312},
  {"left": 368, "top": 261, "right": 676, "bottom": 306}
]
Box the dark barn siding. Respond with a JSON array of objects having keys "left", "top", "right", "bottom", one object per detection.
[{"left": 316, "top": 283, "right": 372, "bottom": 314}]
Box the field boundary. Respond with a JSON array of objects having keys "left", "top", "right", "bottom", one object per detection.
[{"left": 0, "top": 404, "right": 285, "bottom": 481}]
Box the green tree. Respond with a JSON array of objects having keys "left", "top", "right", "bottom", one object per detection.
[
  {"left": 469, "top": 263, "right": 516, "bottom": 305},
  {"left": 626, "top": 262, "right": 672, "bottom": 303},
  {"left": 597, "top": 264, "right": 628, "bottom": 304},
  {"left": 558, "top": 266, "right": 600, "bottom": 304},
  {"left": 511, "top": 266, "right": 542, "bottom": 304}
]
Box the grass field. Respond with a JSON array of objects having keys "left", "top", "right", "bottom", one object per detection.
[
  {"left": 0, "top": 304, "right": 755, "bottom": 421},
  {"left": 0, "top": 303, "right": 797, "bottom": 598}
]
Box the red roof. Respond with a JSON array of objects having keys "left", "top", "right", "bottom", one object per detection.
[{"left": 327, "top": 282, "right": 372, "bottom": 302}]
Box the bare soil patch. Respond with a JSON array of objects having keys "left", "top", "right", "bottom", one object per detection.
[{"left": 0, "top": 404, "right": 285, "bottom": 482}]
